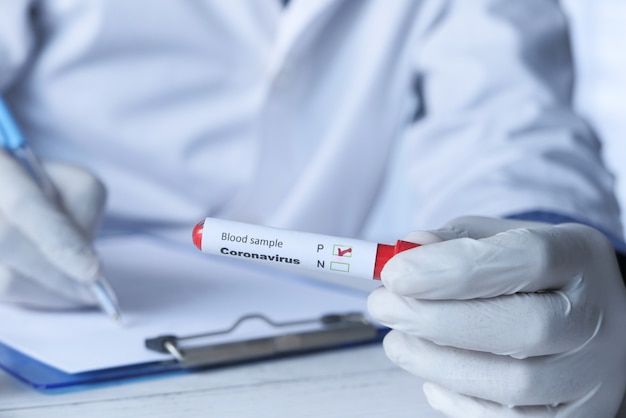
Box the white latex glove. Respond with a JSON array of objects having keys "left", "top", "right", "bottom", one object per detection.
[
  {"left": 0, "top": 148, "right": 106, "bottom": 309},
  {"left": 368, "top": 216, "right": 626, "bottom": 417}
]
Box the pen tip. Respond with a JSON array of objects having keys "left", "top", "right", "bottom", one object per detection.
[
  {"left": 90, "top": 277, "right": 123, "bottom": 325},
  {"left": 110, "top": 308, "right": 124, "bottom": 325}
]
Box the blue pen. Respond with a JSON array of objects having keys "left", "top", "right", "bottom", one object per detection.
[{"left": 0, "top": 98, "right": 122, "bottom": 323}]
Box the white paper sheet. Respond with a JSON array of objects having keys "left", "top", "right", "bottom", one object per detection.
[{"left": 0, "top": 235, "right": 374, "bottom": 374}]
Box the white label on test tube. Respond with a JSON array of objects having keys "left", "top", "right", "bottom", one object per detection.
[{"left": 198, "top": 218, "right": 379, "bottom": 280}]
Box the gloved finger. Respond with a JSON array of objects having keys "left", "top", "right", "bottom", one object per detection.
[
  {"left": 0, "top": 222, "right": 96, "bottom": 304},
  {"left": 401, "top": 230, "right": 451, "bottom": 245},
  {"left": 442, "top": 216, "right": 548, "bottom": 239},
  {"left": 382, "top": 331, "right": 596, "bottom": 407},
  {"left": 422, "top": 382, "right": 620, "bottom": 418},
  {"left": 381, "top": 222, "right": 611, "bottom": 299},
  {"left": 422, "top": 383, "right": 558, "bottom": 418},
  {"left": 368, "top": 284, "right": 598, "bottom": 357},
  {"left": 0, "top": 265, "right": 95, "bottom": 309},
  {"left": 0, "top": 149, "right": 100, "bottom": 282},
  {"left": 43, "top": 161, "right": 106, "bottom": 240}
]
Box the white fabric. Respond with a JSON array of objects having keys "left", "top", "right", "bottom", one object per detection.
[
  {"left": 369, "top": 216, "right": 626, "bottom": 417},
  {"left": 561, "top": 0, "right": 626, "bottom": 236},
  {"left": 0, "top": 0, "right": 621, "bottom": 246}
]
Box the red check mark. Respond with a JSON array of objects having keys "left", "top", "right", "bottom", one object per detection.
[{"left": 336, "top": 247, "right": 352, "bottom": 257}]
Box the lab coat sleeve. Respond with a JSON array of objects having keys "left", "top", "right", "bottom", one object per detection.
[
  {"left": 406, "top": 0, "right": 623, "bottom": 236},
  {"left": 0, "top": 0, "right": 37, "bottom": 91}
]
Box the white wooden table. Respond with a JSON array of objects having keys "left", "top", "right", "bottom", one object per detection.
[
  {"left": 4, "top": 343, "right": 626, "bottom": 417},
  {"left": 0, "top": 344, "right": 442, "bottom": 418}
]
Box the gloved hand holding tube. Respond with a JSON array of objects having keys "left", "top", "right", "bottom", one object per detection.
[
  {"left": 368, "top": 216, "right": 626, "bottom": 417},
  {"left": 0, "top": 148, "right": 111, "bottom": 310}
]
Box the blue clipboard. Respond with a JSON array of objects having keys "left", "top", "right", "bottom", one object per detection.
[{"left": 0, "top": 312, "right": 385, "bottom": 390}]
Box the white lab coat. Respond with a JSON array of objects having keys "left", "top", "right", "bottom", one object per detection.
[
  {"left": 0, "top": 0, "right": 621, "bottom": 244},
  {"left": 561, "top": 0, "right": 626, "bottom": 236}
]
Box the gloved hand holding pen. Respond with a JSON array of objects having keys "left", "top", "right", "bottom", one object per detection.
[
  {"left": 0, "top": 148, "right": 107, "bottom": 309},
  {"left": 368, "top": 216, "right": 626, "bottom": 417}
]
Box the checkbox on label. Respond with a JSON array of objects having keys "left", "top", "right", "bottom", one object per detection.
[
  {"left": 333, "top": 245, "right": 353, "bottom": 257},
  {"left": 330, "top": 261, "right": 350, "bottom": 273}
]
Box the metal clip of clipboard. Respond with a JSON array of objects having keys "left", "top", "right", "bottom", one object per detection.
[{"left": 145, "top": 312, "right": 379, "bottom": 368}]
